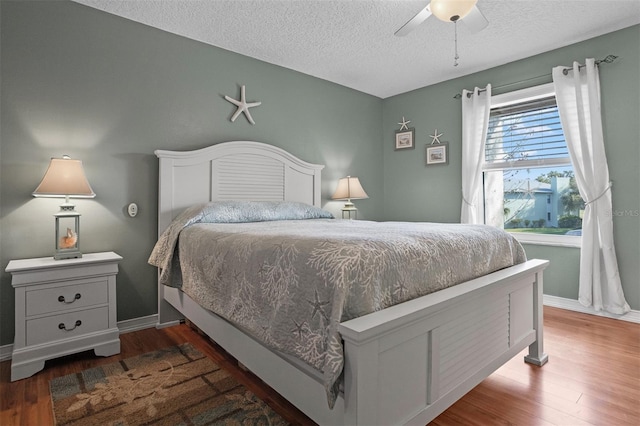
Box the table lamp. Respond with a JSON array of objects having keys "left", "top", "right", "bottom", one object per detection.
[
  {"left": 331, "top": 176, "right": 368, "bottom": 219},
  {"left": 32, "top": 155, "right": 95, "bottom": 260}
]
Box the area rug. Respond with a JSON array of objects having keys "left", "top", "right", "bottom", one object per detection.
[{"left": 49, "top": 343, "right": 288, "bottom": 425}]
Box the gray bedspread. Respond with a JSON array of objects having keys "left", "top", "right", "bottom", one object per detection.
[{"left": 148, "top": 202, "right": 526, "bottom": 408}]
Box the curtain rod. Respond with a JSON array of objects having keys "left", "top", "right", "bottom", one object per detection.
[{"left": 453, "top": 55, "right": 619, "bottom": 99}]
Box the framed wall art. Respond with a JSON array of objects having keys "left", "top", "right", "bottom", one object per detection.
[
  {"left": 395, "top": 128, "right": 415, "bottom": 150},
  {"left": 426, "top": 142, "right": 449, "bottom": 165}
]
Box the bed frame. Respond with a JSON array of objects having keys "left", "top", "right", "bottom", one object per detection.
[{"left": 154, "top": 140, "right": 548, "bottom": 425}]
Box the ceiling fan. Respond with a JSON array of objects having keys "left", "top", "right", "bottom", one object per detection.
[{"left": 395, "top": 0, "right": 489, "bottom": 37}]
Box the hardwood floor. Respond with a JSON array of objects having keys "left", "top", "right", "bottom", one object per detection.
[
  {"left": 432, "top": 307, "right": 640, "bottom": 426},
  {"left": 1, "top": 306, "right": 638, "bottom": 425}
]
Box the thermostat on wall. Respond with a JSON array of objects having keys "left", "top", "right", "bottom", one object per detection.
[{"left": 127, "top": 203, "right": 138, "bottom": 217}]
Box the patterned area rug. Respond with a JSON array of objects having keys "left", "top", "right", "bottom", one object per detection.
[{"left": 49, "top": 343, "right": 288, "bottom": 425}]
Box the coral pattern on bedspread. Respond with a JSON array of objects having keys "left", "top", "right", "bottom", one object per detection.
[{"left": 148, "top": 202, "right": 526, "bottom": 408}]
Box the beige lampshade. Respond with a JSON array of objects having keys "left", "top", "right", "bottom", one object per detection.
[
  {"left": 33, "top": 156, "right": 96, "bottom": 198},
  {"left": 430, "top": 0, "right": 477, "bottom": 22},
  {"left": 331, "top": 176, "right": 369, "bottom": 201}
]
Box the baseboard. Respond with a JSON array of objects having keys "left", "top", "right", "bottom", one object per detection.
[
  {"left": 117, "top": 314, "right": 159, "bottom": 334},
  {"left": 0, "top": 344, "right": 13, "bottom": 362},
  {"left": 543, "top": 294, "right": 640, "bottom": 324},
  {"left": 0, "top": 314, "right": 160, "bottom": 362}
]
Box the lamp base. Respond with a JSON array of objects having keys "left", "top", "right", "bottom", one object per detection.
[
  {"left": 341, "top": 208, "right": 358, "bottom": 220},
  {"left": 54, "top": 209, "right": 81, "bottom": 260},
  {"left": 54, "top": 249, "right": 83, "bottom": 260},
  {"left": 341, "top": 201, "right": 358, "bottom": 219}
]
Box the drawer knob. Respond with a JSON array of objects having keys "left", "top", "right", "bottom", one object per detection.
[
  {"left": 58, "top": 320, "right": 82, "bottom": 331},
  {"left": 58, "top": 293, "right": 81, "bottom": 304}
]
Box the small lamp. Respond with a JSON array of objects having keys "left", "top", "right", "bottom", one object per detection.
[
  {"left": 430, "top": 0, "right": 477, "bottom": 22},
  {"left": 33, "top": 155, "right": 95, "bottom": 260},
  {"left": 331, "top": 176, "right": 369, "bottom": 219}
]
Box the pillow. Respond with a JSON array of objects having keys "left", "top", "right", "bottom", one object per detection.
[{"left": 198, "top": 200, "right": 334, "bottom": 223}]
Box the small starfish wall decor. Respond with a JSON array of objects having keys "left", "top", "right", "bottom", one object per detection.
[
  {"left": 398, "top": 117, "right": 411, "bottom": 131},
  {"left": 224, "top": 84, "right": 262, "bottom": 125},
  {"left": 430, "top": 129, "right": 443, "bottom": 144}
]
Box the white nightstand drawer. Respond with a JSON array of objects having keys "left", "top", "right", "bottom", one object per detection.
[
  {"left": 26, "top": 306, "right": 110, "bottom": 346},
  {"left": 26, "top": 279, "right": 109, "bottom": 317}
]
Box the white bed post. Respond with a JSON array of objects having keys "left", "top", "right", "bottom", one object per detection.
[
  {"left": 342, "top": 338, "right": 381, "bottom": 425},
  {"left": 524, "top": 268, "right": 548, "bottom": 366},
  {"left": 157, "top": 283, "right": 184, "bottom": 328},
  {"left": 155, "top": 155, "right": 185, "bottom": 328}
]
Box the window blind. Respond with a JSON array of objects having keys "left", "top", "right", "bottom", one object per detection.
[{"left": 484, "top": 96, "right": 571, "bottom": 171}]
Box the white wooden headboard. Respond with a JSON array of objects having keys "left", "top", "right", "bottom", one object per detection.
[{"left": 154, "top": 141, "right": 325, "bottom": 235}]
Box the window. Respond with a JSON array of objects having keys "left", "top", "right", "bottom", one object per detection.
[{"left": 483, "top": 83, "right": 583, "bottom": 246}]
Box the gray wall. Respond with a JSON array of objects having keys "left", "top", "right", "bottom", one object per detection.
[
  {"left": 0, "top": 1, "right": 384, "bottom": 346},
  {"left": 1, "top": 2, "right": 638, "bottom": 348},
  {"left": 381, "top": 25, "right": 640, "bottom": 312}
]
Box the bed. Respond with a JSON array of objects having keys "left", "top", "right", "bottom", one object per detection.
[{"left": 151, "top": 140, "right": 549, "bottom": 425}]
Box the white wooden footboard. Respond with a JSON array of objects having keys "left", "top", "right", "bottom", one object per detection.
[
  {"left": 339, "top": 259, "right": 548, "bottom": 425},
  {"left": 159, "top": 259, "right": 548, "bottom": 426}
]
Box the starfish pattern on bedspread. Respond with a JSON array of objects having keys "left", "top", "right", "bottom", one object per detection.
[{"left": 307, "top": 290, "right": 331, "bottom": 324}]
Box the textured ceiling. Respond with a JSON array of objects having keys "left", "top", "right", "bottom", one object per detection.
[{"left": 73, "top": 0, "right": 640, "bottom": 98}]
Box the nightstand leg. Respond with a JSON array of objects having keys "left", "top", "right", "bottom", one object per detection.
[
  {"left": 94, "top": 338, "right": 121, "bottom": 357},
  {"left": 11, "top": 359, "right": 45, "bottom": 382}
]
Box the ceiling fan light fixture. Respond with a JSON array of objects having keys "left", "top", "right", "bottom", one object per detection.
[{"left": 431, "top": 0, "right": 477, "bottom": 22}]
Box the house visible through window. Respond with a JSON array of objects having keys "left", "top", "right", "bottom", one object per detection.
[{"left": 483, "top": 83, "right": 584, "bottom": 241}]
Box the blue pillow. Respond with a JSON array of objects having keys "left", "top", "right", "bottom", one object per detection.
[{"left": 198, "top": 200, "right": 334, "bottom": 223}]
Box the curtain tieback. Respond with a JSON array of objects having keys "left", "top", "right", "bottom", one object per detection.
[
  {"left": 462, "top": 196, "right": 474, "bottom": 207},
  {"left": 585, "top": 181, "right": 612, "bottom": 205}
]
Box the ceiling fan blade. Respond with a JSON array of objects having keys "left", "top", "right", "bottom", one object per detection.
[
  {"left": 461, "top": 5, "right": 488, "bottom": 33},
  {"left": 394, "top": 4, "right": 432, "bottom": 37}
]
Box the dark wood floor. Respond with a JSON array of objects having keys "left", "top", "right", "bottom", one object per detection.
[{"left": 1, "top": 306, "right": 639, "bottom": 425}]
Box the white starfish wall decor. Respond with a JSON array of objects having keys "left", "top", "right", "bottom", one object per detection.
[
  {"left": 224, "top": 85, "right": 262, "bottom": 125},
  {"left": 398, "top": 117, "right": 411, "bottom": 131},
  {"left": 430, "top": 129, "right": 443, "bottom": 144}
]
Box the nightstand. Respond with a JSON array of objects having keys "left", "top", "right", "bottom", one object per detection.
[{"left": 6, "top": 251, "right": 122, "bottom": 381}]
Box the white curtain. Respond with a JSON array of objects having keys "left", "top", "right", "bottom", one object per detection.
[
  {"left": 461, "top": 85, "right": 491, "bottom": 224},
  {"left": 552, "top": 58, "right": 630, "bottom": 314}
]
